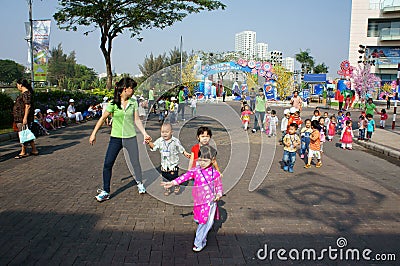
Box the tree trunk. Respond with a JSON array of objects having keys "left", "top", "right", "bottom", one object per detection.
[{"left": 100, "top": 33, "right": 113, "bottom": 90}]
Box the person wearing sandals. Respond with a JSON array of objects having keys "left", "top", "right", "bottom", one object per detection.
[
  {"left": 90, "top": 77, "right": 151, "bottom": 201},
  {"left": 13, "top": 79, "right": 39, "bottom": 159},
  {"left": 145, "top": 123, "right": 191, "bottom": 195}
]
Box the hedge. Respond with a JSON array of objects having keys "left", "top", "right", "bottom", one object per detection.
[{"left": 0, "top": 91, "right": 102, "bottom": 129}]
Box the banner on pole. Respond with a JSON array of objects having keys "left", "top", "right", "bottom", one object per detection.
[{"left": 26, "top": 20, "right": 51, "bottom": 82}]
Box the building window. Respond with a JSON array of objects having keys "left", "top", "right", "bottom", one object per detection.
[
  {"left": 368, "top": 18, "right": 400, "bottom": 37},
  {"left": 369, "top": 0, "right": 381, "bottom": 10}
]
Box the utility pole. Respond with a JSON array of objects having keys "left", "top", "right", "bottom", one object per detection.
[
  {"left": 180, "top": 36, "right": 183, "bottom": 85},
  {"left": 393, "top": 64, "right": 399, "bottom": 129},
  {"left": 28, "top": 0, "right": 34, "bottom": 89}
]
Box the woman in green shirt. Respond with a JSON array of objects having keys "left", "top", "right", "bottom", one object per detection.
[
  {"left": 90, "top": 77, "right": 151, "bottom": 202},
  {"left": 365, "top": 98, "right": 378, "bottom": 116}
]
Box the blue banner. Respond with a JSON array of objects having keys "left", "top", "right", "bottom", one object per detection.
[
  {"left": 202, "top": 62, "right": 251, "bottom": 76},
  {"left": 264, "top": 81, "right": 277, "bottom": 100}
]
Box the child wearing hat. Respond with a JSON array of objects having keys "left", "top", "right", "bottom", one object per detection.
[
  {"left": 45, "top": 109, "right": 57, "bottom": 130},
  {"left": 169, "top": 97, "right": 178, "bottom": 124},
  {"left": 34, "top": 109, "right": 49, "bottom": 136}
]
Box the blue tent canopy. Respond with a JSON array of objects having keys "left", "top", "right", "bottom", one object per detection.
[{"left": 303, "top": 74, "right": 326, "bottom": 83}]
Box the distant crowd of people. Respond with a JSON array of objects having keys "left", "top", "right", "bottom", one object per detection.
[{"left": 240, "top": 88, "right": 388, "bottom": 173}]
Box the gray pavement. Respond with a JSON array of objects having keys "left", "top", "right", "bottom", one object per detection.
[{"left": 0, "top": 102, "right": 399, "bottom": 265}]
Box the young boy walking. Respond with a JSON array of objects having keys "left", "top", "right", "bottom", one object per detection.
[
  {"left": 304, "top": 120, "right": 322, "bottom": 168},
  {"left": 146, "top": 123, "right": 190, "bottom": 195},
  {"left": 282, "top": 123, "right": 300, "bottom": 173}
]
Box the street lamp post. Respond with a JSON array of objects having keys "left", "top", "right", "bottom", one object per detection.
[{"left": 28, "top": 0, "right": 34, "bottom": 89}]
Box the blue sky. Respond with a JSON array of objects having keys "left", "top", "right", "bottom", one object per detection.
[{"left": 0, "top": 0, "right": 352, "bottom": 77}]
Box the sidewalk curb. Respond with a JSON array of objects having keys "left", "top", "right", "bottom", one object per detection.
[
  {"left": 353, "top": 137, "right": 400, "bottom": 160},
  {"left": 0, "top": 132, "right": 18, "bottom": 143}
]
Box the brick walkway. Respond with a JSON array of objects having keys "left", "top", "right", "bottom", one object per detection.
[{"left": 0, "top": 102, "right": 399, "bottom": 265}]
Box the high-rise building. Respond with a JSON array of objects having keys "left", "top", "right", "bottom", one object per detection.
[
  {"left": 282, "top": 57, "right": 295, "bottom": 72},
  {"left": 269, "top": 50, "right": 283, "bottom": 66},
  {"left": 235, "top": 31, "right": 257, "bottom": 59},
  {"left": 349, "top": 0, "right": 400, "bottom": 83},
  {"left": 256, "top": 42, "right": 269, "bottom": 60}
]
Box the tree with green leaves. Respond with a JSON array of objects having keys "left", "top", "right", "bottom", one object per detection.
[
  {"left": 138, "top": 53, "right": 167, "bottom": 80},
  {"left": 167, "top": 46, "right": 189, "bottom": 67},
  {"left": 313, "top": 63, "right": 329, "bottom": 74},
  {"left": 54, "top": 0, "right": 225, "bottom": 90},
  {"left": 48, "top": 43, "right": 74, "bottom": 88},
  {"left": 48, "top": 43, "right": 97, "bottom": 90},
  {"left": 295, "top": 49, "right": 315, "bottom": 74},
  {"left": 0, "top": 59, "right": 25, "bottom": 84}
]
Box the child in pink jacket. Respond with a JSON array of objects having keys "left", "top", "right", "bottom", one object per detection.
[{"left": 161, "top": 145, "right": 223, "bottom": 252}]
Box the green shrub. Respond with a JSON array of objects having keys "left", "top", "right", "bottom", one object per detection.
[
  {"left": 33, "top": 91, "right": 102, "bottom": 113},
  {"left": 0, "top": 90, "right": 103, "bottom": 128},
  {"left": 0, "top": 92, "right": 14, "bottom": 129}
]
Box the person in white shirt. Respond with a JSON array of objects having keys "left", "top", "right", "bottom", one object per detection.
[
  {"left": 67, "top": 99, "right": 83, "bottom": 123},
  {"left": 280, "top": 109, "right": 290, "bottom": 144},
  {"left": 268, "top": 110, "right": 279, "bottom": 137},
  {"left": 190, "top": 95, "right": 197, "bottom": 117}
]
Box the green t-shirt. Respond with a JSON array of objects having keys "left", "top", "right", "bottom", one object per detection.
[
  {"left": 149, "top": 89, "right": 154, "bottom": 101},
  {"left": 178, "top": 90, "right": 185, "bottom": 103},
  {"left": 255, "top": 95, "right": 266, "bottom": 112},
  {"left": 106, "top": 98, "right": 138, "bottom": 138},
  {"left": 365, "top": 102, "right": 376, "bottom": 116}
]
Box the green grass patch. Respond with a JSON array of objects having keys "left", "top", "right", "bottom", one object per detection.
[{"left": 0, "top": 128, "right": 14, "bottom": 134}]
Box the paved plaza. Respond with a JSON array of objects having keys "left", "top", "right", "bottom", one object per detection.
[{"left": 1, "top": 101, "right": 399, "bottom": 265}]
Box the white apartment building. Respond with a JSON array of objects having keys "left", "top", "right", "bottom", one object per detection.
[
  {"left": 235, "top": 31, "right": 257, "bottom": 59},
  {"left": 282, "top": 57, "right": 295, "bottom": 72},
  {"left": 349, "top": 0, "right": 400, "bottom": 83},
  {"left": 256, "top": 42, "right": 269, "bottom": 60}
]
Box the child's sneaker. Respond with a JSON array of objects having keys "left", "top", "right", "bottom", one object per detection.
[
  {"left": 283, "top": 165, "right": 288, "bottom": 171},
  {"left": 316, "top": 162, "right": 322, "bottom": 168},
  {"left": 300, "top": 154, "right": 304, "bottom": 159},
  {"left": 137, "top": 182, "right": 146, "bottom": 194},
  {"left": 304, "top": 164, "right": 311, "bottom": 169},
  {"left": 288, "top": 167, "right": 294, "bottom": 173},
  {"left": 95, "top": 189, "right": 110, "bottom": 202}
]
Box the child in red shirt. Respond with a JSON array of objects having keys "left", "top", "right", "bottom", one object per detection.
[
  {"left": 378, "top": 109, "right": 388, "bottom": 129},
  {"left": 188, "top": 126, "right": 221, "bottom": 173}
]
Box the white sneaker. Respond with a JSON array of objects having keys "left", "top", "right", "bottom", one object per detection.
[
  {"left": 95, "top": 189, "right": 110, "bottom": 202},
  {"left": 260, "top": 128, "right": 264, "bottom": 132},
  {"left": 252, "top": 129, "right": 256, "bottom": 133},
  {"left": 137, "top": 182, "right": 146, "bottom": 194},
  {"left": 192, "top": 245, "right": 204, "bottom": 252}
]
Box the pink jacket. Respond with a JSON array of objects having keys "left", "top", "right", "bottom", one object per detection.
[{"left": 173, "top": 166, "right": 223, "bottom": 224}]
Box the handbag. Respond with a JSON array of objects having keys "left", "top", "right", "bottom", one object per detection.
[{"left": 18, "top": 124, "right": 36, "bottom": 144}]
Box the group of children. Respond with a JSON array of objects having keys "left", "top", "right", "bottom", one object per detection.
[
  {"left": 145, "top": 124, "right": 221, "bottom": 252},
  {"left": 279, "top": 107, "right": 384, "bottom": 172},
  {"left": 240, "top": 103, "right": 279, "bottom": 137},
  {"left": 155, "top": 95, "right": 197, "bottom": 124},
  {"left": 32, "top": 106, "right": 69, "bottom": 136}
]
